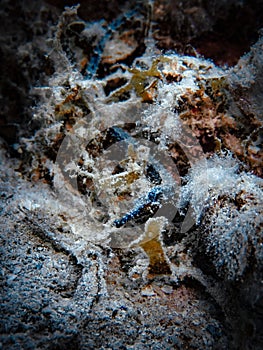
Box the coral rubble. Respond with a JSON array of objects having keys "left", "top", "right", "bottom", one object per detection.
[{"left": 0, "top": 1, "right": 262, "bottom": 349}]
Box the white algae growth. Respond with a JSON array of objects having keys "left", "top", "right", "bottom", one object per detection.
[{"left": 1, "top": 2, "right": 262, "bottom": 349}]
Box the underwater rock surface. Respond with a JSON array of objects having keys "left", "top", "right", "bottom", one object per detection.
[{"left": 1, "top": 1, "right": 263, "bottom": 349}]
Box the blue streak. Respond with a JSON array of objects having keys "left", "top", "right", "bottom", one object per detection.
[
  {"left": 113, "top": 186, "right": 163, "bottom": 228},
  {"left": 86, "top": 9, "right": 138, "bottom": 78}
]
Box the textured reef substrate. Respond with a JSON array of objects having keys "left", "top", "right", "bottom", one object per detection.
[{"left": 0, "top": 1, "right": 263, "bottom": 349}]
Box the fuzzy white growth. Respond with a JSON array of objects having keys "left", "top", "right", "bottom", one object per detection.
[
  {"left": 18, "top": 7, "right": 261, "bottom": 279},
  {"left": 180, "top": 153, "right": 263, "bottom": 280},
  {"left": 180, "top": 153, "right": 238, "bottom": 221}
]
